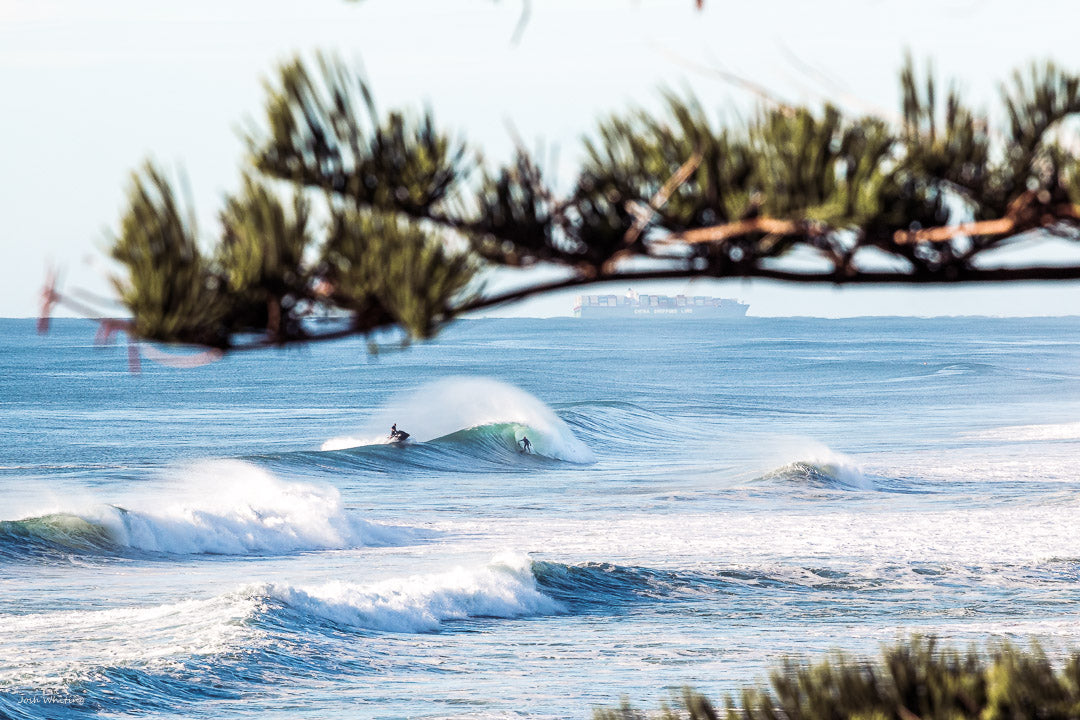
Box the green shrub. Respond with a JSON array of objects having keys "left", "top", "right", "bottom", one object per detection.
[{"left": 596, "top": 637, "right": 1080, "bottom": 720}]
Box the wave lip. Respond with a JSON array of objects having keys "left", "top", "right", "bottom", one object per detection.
[
  {"left": 262, "top": 553, "right": 564, "bottom": 633},
  {"left": 0, "top": 461, "right": 430, "bottom": 560},
  {"left": 321, "top": 377, "right": 595, "bottom": 463}
]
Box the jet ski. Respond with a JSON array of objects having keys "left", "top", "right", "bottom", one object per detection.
[{"left": 389, "top": 429, "right": 410, "bottom": 443}]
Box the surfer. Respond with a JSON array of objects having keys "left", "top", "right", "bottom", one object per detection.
[{"left": 519, "top": 435, "right": 532, "bottom": 454}]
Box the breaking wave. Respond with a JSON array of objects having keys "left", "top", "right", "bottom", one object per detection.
[
  {"left": 0, "top": 555, "right": 566, "bottom": 705},
  {"left": 321, "top": 377, "right": 594, "bottom": 463},
  {"left": 753, "top": 444, "right": 873, "bottom": 491},
  {"left": 0, "top": 461, "right": 429, "bottom": 560},
  {"left": 760, "top": 460, "right": 872, "bottom": 491},
  {"left": 263, "top": 553, "right": 563, "bottom": 633}
]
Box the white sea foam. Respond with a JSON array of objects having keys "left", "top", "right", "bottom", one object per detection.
[
  {"left": 262, "top": 552, "right": 563, "bottom": 633},
  {"left": 0, "top": 591, "right": 264, "bottom": 690},
  {"left": 11, "top": 460, "right": 425, "bottom": 555},
  {"left": 964, "top": 421, "right": 1080, "bottom": 443},
  {"left": 881, "top": 440, "right": 1078, "bottom": 486},
  {"left": 322, "top": 377, "right": 595, "bottom": 462}
]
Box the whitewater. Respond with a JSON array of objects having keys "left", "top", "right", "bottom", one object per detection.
[{"left": 2, "top": 316, "right": 1080, "bottom": 719}]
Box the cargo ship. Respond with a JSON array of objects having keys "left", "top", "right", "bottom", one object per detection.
[{"left": 573, "top": 289, "right": 749, "bottom": 318}]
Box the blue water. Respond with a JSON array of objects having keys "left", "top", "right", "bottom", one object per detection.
[{"left": 2, "top": 316, "right": 1080, "bottom": 719}]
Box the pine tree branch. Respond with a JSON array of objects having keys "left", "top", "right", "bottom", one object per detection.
[
  {"left": 894, "top": 203, "right": 1080, "bottom": 244},
  {"left": 660, "top": 217, "right": 819, "bottom": 245}
]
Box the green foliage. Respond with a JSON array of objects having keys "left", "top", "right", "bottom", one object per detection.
[
  {"left": 110, "top": 163, "right": 228, "bottom": 347},
  {"left": 323, "top": 208, "right": 478, "bottom": 339},
  {"left": 111, "top": 160, "right": 476, "bottom": 347},
  {"left": 899, "top": 57, "right": 994, "bottom": 216},
  {"left": 749, "top": 106, "right": 896, "bottom": 229},
  {"left": 752, "top": 105, "right": 846, "bottom": 220},
  {"left": 566, "top": 169, "right": 640, "bottom": 271},
  {"left": 896, "top": 57, "right": 1080, "bottom": 220},
  {"left": 1001, "top": 62, "right": 1080, "bottom": 200},
  {"left": 218, "top": 174, "right": 314, "bottom": 339},
  {"left": 595, "top": 637, "right": 1080, "bottom": 720},
  {"left": 251, "top": 53, "right": 470, "bottom": 216},
  {"left": 1058, "top": 143, "right": 1080, "bottom": 206},
  {"left": 580, "top": 95, "right": 755, "bottom": 230},
  {"left": 468, "top": 152, "right": 558, "bottom": 266}
]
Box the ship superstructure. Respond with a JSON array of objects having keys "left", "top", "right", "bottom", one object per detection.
[{"left": 572, "top": 289, "right": 749, "bottom": 318}]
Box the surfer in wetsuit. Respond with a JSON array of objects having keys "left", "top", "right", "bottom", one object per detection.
[
  {"left": 390, "top": 423, "right": 402, "bottom": 440},
  {"left": 519, "top": 435, "right": 532, "bottom": 454}
]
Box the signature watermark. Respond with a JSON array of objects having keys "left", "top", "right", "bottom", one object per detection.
[{"left": 15, "top": 692, "right": 85, "bottom": 706}]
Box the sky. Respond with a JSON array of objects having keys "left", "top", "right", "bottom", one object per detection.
[{"left": 2, "top": 0, "right": 1080, "bottom": 318}]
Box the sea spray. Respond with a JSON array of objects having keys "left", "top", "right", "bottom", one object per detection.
[{"left": 322, "top": 377, "right": 595, "bottom": 462}]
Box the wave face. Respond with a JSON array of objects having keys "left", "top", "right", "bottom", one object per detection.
[
  {"left": 321, "top": 377, "right": 594, "bottom": 463},
  {"left": 0, "top": 513, "right": 120, "bottom": 560},
  {"left": 0, "top": 461, "right": 427, "bottom": 560},
  {"left": 760, "top": 460, "right": 872, "bottom": 491},
  {"left": 529, "top": 560, "right": 888, "bottom": 613}
]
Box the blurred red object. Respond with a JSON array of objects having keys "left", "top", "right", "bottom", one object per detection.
[{"left": 37, "top": 268, "right": 58, "bottom": 334}]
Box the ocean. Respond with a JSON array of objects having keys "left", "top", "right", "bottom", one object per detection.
[{"left": 2, "top": 315, "right": 1079, "bottom": 719}]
